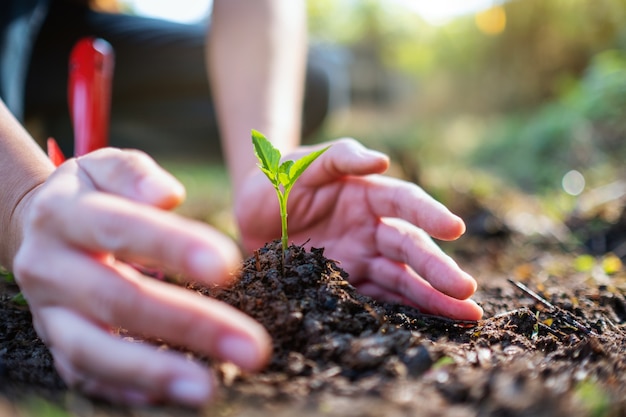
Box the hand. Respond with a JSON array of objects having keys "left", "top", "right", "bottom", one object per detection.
[
  {"left": 12, "top": 148, "right": 271, "bottom": 406},
  {"left": 236, "top": 138, "right": 483, "bottom": 321}
]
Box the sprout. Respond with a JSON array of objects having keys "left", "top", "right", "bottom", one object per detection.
[{"left": 251, "top": 129, "right": 329, "bottom": 267}]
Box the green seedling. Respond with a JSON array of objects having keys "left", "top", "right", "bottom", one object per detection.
[{"left": 251, "top": 129, "right": 329, "bottom": 266}]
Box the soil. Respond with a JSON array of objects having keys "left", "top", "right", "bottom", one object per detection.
[{"left": 2, "top": 209, "right": 626, "bottom": 416}]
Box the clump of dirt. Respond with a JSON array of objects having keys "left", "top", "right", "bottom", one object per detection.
[
  {"left": 198, "top": 241, "right": 471, "bottom": 383},
  {"left": 0, "top": 284, "right": 65, "bottom": 398},
  {"left": 191, "top": 240, "right": 626, "bottom": 416},
  {"left": 2, "top": 237, "right": 626, "bottom": 417}
]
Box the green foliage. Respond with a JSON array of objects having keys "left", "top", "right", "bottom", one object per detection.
[
  {"left": 470, "top": 48, "right": 626, "bottom": 193},
  {"left": 1, "top": 266, "right": 27, "bottom": 306},
  {"left": 432, "top": 356, "right": 455, "bottom": 369},
  {"left": 308, "top": 0, "right": 626, "bottom": 114},
  {"left": 575, "top": 379, "right": 612, "bottom": 417},
  {"left": 577, "top": 50, "right": 626, "bottom": 126},
  {"left": 20, "top": 397, "right": 71, "bottom": 417},
  {"left": 251, "top": 130, "right": 329, "bottom": 257},
  {"left": 11, "top": 292, "right": 27, "bottom": 306},
  {"left": 0, "top": 266, "right": 15, "bottom": 283}
]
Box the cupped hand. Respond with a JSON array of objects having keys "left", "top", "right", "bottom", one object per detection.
[
  {"left": 236, "top": 138, "right": 483, "bottom": 321},
  {"left": 12, "top": 148, "right": 271, "bottom": 406}
]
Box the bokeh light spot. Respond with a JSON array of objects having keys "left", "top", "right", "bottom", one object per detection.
[
  {"left": 475, "top": 6, "right": 507, "bottom": 35},
  {"left": 562, "top": 170, "right": 585, "bottom": 196}
]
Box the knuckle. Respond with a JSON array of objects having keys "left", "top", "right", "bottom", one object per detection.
[
  {"left": 79, "top": 148, "right": 156, "bottom": 187},
  {"left": 13, "top": 244, "right": 52, "bottom": 291},
  {"left": 25, "top": 187, "right": 62, "bottom": 231},
  {"left": 103, "top": 278, "right": 144, "bottom": 325},
  {"left": 93, "top": 216, "right": 127, "bottom": 253},
  {"left": 117, "top": 149, "right": 155, "bottom": 174},
  {"left": 335, "top": 137, "right": 360, "bottom": 148}
]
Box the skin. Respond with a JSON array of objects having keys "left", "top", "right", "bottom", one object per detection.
[
  {"left": 208, "top": 0, "right": 306, "bottom": 191},
  {"left": 236, "top": 140, "right": 483, "bottom": 321},
  {"left": 12, "top": 147, "right": 272, "bottom": 405},
  {"left": 0, "top": 0, "right": 482, "bottom": 408}
]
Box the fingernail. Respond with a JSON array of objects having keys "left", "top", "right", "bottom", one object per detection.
[
  {"left": 366, "top": 148, "right": 388, "bottom": 160},
  {"left": 470, "top": 299, "right": 484, "bottom": 320},
  {"left": 138, "top": 174, "right": 185, "bottom": 201},
  {"left": 454, "top": 215, "right": 467, "bottom": 234},
  {"left": 169, "top": 377, "right": 211, "bottom": 406},
  {"left": 218, "top": 335, "right": 261, "bottom": 371}
]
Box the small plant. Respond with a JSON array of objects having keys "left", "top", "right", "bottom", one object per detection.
[{"left": 251, "top": 130, "right": 329, "bottom": 266}]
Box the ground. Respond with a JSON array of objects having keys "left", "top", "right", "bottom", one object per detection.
[{"left": 1, "top": 197, "right": 626, "bottom": 417}]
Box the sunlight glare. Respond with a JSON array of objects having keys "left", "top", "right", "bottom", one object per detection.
[
  {"left": 393, "top": 0, "right": 506, "bottom": 25},
  {"left": 121, "top": 0, "right": 212, "bottom": 23},
  {"left": 123, "top": 0, "right": 504, "bottom": 25}
]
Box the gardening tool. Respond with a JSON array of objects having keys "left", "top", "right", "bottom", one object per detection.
[
  {"left": 47, "top": 37, "right": 115, "bottom": 165},
  {"left": 43, "top": 38, "right": 165, "bottom": 280}
]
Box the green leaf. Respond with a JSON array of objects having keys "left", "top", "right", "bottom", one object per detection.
[
  {"left": 289, "top": 146, "right": 330, "bottom": 186},
  {"left": 251, "top": 129, "right": 331, "bottom": 258},
  {"left": 252, "top": 129, "right": 281, "bottom": 175},
  {"left": 258, "top": 165, "right": 277, "bottom": 185},
  {"left": 278, "top": 160, "right": 294, "bottom": 187}
]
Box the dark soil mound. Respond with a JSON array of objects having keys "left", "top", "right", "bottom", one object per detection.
[
  {"left": 2, "top": 238, "right": 626, "bottom": 417},
  {"left": 194, "top": 240, "right": 626, "bottom": 417},
  {"left": 200, "top": 241, "right": 471, "bottom": 383}
]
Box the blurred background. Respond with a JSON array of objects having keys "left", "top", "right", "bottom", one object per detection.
[{"left": 112, "top": 0, "right": 626, "bottom": 257}]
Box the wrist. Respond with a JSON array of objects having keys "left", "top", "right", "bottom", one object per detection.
[{"left": 1, "top": 178, "right": 47, "bottom": 270}]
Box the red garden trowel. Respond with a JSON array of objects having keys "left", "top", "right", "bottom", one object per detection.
[
  {"left": 47, "top": 37, "right": 115, "bottom": 165},
  {"left": 46, "top": 38, "right": 164, "bottom": 280}
]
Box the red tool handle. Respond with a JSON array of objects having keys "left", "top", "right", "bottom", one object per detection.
[
  {"left": 68, "top": 37, "right": 115, "bottom": 157},
  {"left": 47, "top": 37, "right": 115, "bottom": 165},
  {"left": 47, "top": 137, "right": 66, "bottom": 166}
]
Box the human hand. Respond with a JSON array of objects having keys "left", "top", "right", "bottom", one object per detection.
[
  {"left": 236, "top": 138, "right": 483, "bottom": 321},
  {"left": 12, "top": 148, "right": 271, "bottom": 406}
]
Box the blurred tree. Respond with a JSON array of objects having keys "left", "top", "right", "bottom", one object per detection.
[
  {"left": 471, "top": 48, "right": 626, "bottom": 192},
  {"left": 307, "top": 0, "right": 626, "bottom": 115}
]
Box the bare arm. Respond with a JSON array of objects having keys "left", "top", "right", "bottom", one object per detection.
[
  {"left": 207, "top": 0, "right": 307, "bottom": 193},
  {"left": 0, "top": 100, "right": 54, "bottom": 269}
]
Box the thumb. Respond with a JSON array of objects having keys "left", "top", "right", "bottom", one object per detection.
[
  {"left": 302, "top": 138, "right": 390, "bottom": 186},
  {"left": 75, "top": 148, "right": 186, "bottom": 209}
]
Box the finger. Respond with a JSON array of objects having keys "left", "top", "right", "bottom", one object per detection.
[
  {"left": 366, "top": 257, "right": 484, "bottom": 321},
  {"left": 376, "top": 217, "right": 477, "bottom": 299},
  {"left": 44, "top": 307, "right": 215, "bottom": 406},
  {"left": 365, "top": 176, "right": 466, "bottom": 241},
  {"left": 24, "top": 251, "right": 271, "bottom": 372},
  {"left": 354, "top": 282, "right": 409, "bottom": 305},
  {"left": 74, "top": 148, "right": 186, "bottom": 209},
  {"left": 34, "top": 189, "right": 241, "bottom": 284},
  {"left": 299, "top": 138, "right": 390, "bottom": 186}
]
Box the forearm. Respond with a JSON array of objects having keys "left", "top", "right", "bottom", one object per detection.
[
  {"left": 0, "top": 101, "right": 54, "bottom": 269},
  {"left": 208, "top": 0, "right": 307, "bottom": 192}
]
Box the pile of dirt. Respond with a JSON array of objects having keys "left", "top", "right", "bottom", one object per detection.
[
  {"left": 195, "top": 240, "right": 626, "bottom": 417},
  {"left": 1, "top": 237, "right": 626, "bottom": 416}
]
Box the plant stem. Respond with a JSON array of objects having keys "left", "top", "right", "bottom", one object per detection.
[
  {"left": 281, "top": 209, "right": 289, "bottom": 253},
  {"left": 275, "top": 187, "right": 289, "bottom": 272}
]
